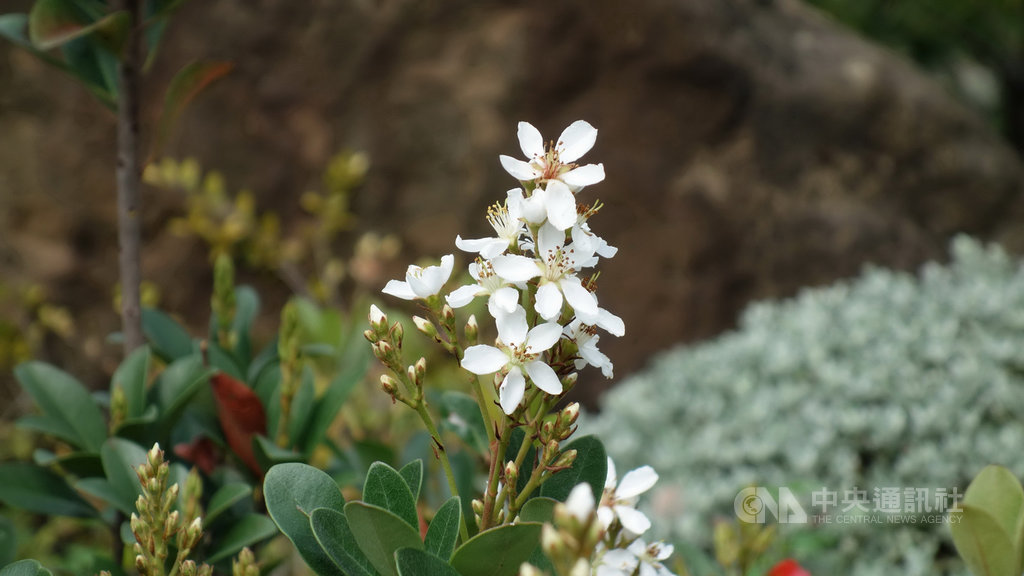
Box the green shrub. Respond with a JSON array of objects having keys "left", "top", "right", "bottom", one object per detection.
[{"left": 586, "top": 236, "right": 1024, "bottom": 576}]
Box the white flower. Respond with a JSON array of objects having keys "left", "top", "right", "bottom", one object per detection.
[
  {"left": 576, "top": 307, "right": 625, "bottom": 338},
  {"left": 598, "top": 458, "right": 658, "bottom": 535},
  {"left": 499, "top": 121, "right": 605, "bottom": 191},
  {"left": 382, "top": 255, "right": 454, "bottom": 300},
  {"left": 445, "top": 260, "right": 521, "bottom": 318},
  {"left": 517, "top": 180, "right": 578, "bottom": 232},
  {"left": 455, "top": 194, "right": 527, "bottom": 258},
  {"left": 565, "top": 320, "right": 615, "bottom": 378},
  {"left": 596, "top": 540, "right": 675, "bottom": 576},
  {"left": 564, "top": 483, "right": 596, "bottom": 521},
  {"left": 572, "top": 220, "right": 618, "bottom": 267},
  {"left": 460, "top": 307, "right": 564, "bottom": 414}
]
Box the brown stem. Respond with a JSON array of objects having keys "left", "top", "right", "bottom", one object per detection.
[{"left": 116, "top": 0, "right": 144, "bottom": 355}]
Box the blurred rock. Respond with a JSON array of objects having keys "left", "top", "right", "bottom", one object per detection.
[{"left": 2, "top": 0, "right": 1024, "bottom": 403}]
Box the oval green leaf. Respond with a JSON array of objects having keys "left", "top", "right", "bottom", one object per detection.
[
  {"left": 15, "top": 361, "right": 107, "bottom": 452},
  {"left": 538, "top": 435, "right": 606, "bottom": 504},
  {"left": 0, "top": 463, "right": 95, "bottom": 517},
  {"left": 951, "top": 504, "right": 1020, "bottom": 576},
  {"left": 205, "top": 482, "right": 252, "bottom": 524},
  {"left": 206, "top": 514, "right": 278, "bottom": 563},
  {"left": 344, "top": 502, "right": 424, "bottom": 576},
  {"left": 142, "top": 307, "right": 194, "bottom": 362},
  {"left": 310, "top": 507, "right": 375, "bottom": 576},
  {"left": 424, "top": 497, "right": 461, "bottom": 561},
  {"left": 264, "top": 463, "right": 346, "bottom": 576},
  {"left": 363, "top": 462, "right": 419, "bottom": 529},
  {"left": 112, "top": 346, "right": 151, "bottom": 419},
  {"left": 450, "top": 523, "right": 542, "bottom": 576},
  {"left": 100, "top": 438, "right": 148, "bottom": 514},
  {"left": 0, "top": 559, "right": 53, "bottom": 576},
  {"left": 518, "top": 497, "right": 557, "bottom": 524},
  {"left": 399, "top": 460, "right": 424, "bottom": 504},
  {"left": 396, "top": 548, "right": 462, "bottom": 576}
]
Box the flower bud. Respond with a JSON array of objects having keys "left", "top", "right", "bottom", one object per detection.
[
  {"left": 539, "top": 417, "right": 557, "bottom": 445},
  {"left": 519, "top": 563, "right": 544, "bottom": 576},
  {"left": 414, "top": 357, "right": 427, "bottom": 381},
  {"left": 569, "top": 559, "right": 590, "bottom": 576},
  {"left": 413, "top": 316, "right": 439, "bottom": 340},
  {"left": 504, "top": 461, "right": 519, "bottom": 488},
  {"left": 380, "top": 374, "right": 399, "bottom": 397},
  {"left": 543, "top": 440, "right": 560, "bottom": 465},
  {"left": 553, "top": 449, "right": 577, "bottom": 469},
  {"left": 465, "top": 315, "right": 479, "bottom": 345},
  {"left": 135, "top": 555, "right": 148, "bottom": 575},
  {"left": 164, "top": 510, "right": 180, "bottom": 538},
  {"left": 369, "top": 304, "right": 387, "bottom": 328},
  {"left": 541, "top": 523, "right": 565, "bottom": 558},
  {"left": 560, "top": 372, "right": 578, "bottom": 392},
  {"left": 363, "top": 329, "right": 376, "bottom": 343},
  {"left": 180, "top": 560, "right": 198, "bottom": 576},
  {"left": 471, "top": 499, "right": 484, "bottom": 516},
  {"left": 185, "top": 517, "right": 203, "bottom": 548},
  {"left": 389, "top": 321, "right": 404, "bottom": 348},
  {"left": 559, "top": 402, "right": 580, "bottom": 427},
  {"left": 441, "top": 304, "right": 455, "bottom": 325},
  {"left": 148, "top": 443, "right": 163, "bottom": 469}
]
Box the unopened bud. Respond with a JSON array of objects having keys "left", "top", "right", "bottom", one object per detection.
[
  {"left": 539, "top": 418, "right": 557, "bottom": 445},
  {"left": 380, "top": 375, "right": 399, "bottom": 396},
  {"left": 560, "top": 402, "right": 580, "bottom": 427},
  {"left": 520, "top": 564, "right": 544, "bottom": 576},
  {"left": 185, "top": 517, "right": 203, "bottom": 547},
  {"left": 363, "top": 329, "right": 376, "bottom": 343},
  {"left": 135, "top": 555, "right": 148, "bottom": 575},
  {"left": 390, "top": 321, "right": 404, "bottom": 348},
  {"left": 148, "top": 443, "right": 163, "bottom": 468},
  {"left": 180, "top": 560, "right": 198, "bottom": 576},
  {"left": 471, "top": 499, "right": 484, "bottom": 516},
  {"left": 569, "top": 558, "right": 591, "bottom": 576},
  {"left": 413, "top": 316, "right": 439, "bottom": 340},
  {"left": 465, "top": 315, "right": 479, "bottom": 344},
  {"left": 369, "top": 304, "right": 387, "bottom": 328},
  {"left": 560, "top": 372, "right": 578, "bottom": 392},
  {"left": 441, "top": 304, "right": 455, "bottom": 325},
  {"left": 543, "top": 440, "right": 560, "bottom": 465},
  {"left": 541, "top": 523, "right": 565, "bottom": 557},
  {"left": 165, "top": 510, "right": 180, "bottom": 537},
  {"left": 415, "top": 357, "right": 427, "bottom": 381},
  {"left": 553, "top": 449, "right": 577, "bottom": 469},
  {"left": 504, "top": 461, "right": 519, "bottom": 487}
]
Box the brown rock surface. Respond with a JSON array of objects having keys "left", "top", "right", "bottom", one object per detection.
[{"left": 3, "top": 0, "right": 1024, "bottom": 402}]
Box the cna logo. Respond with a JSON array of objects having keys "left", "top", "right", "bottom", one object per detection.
[{"left": 734, "top": 487, "right": 808, "bottom": 524}]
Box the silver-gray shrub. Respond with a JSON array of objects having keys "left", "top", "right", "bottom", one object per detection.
[{"left": 585, "top": 236, "right": 1024, "bottom": 576}]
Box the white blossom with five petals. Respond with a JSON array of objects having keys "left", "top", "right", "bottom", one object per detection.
[
  {"left": 598, "top": 458, "right": 659, "bottom": 536},
  {"left": 460, "top": 307, "right": 563, "bottom": 415},
  {"left": 499, "top": 121, "right": 606, "bottom": 191}
]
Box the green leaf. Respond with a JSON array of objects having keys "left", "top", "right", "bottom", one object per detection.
[
  {"left": 363, "top": 462, "right": 419, "bottom": 529},
  {"left": 15, "top": 361, "right": 107, "bottom": 452},
  {"left": 151, "top": 60, "right": 233, "bottom": 160},
  {"left": 310, "top": 507, "right": 376, "bottom": 576},
  {"left": 112, "top": 346, "right": 151, "bottom": 419},
  {"left": 518, "top": 498, "right": 557, "bottom": 524},
  {"left": 302, "top": 338, "right": 370, "bottom": 455},
  {"left": 205, "top": 482, "right": 253, "bottom": 524},
  {"left": 74, "top": 478, "right": 124, "bottom": 513},
  {"left": 156, "top": 354, "right": 214, "bottom": 427},
  {"left": 951, "top": 504, "right": 1020, "bottom": 576},
  {"left": 399, "top": 460, "right": 424, "bottom": 504},
  {"left": 344, "top": 502, "right": 424, "bottom": 576},
  {"left": 435, "top": 391, "right": 489, "bottom": 455},
  {"left": 0, "top": 14, "right": 69, "bottom": 70},
  {"left": 142, "top": 307, "right": 195, "bottom": 362},
  {"left": 33, "top": 449, "right": 104, "bottom": 478},
  {"left": 0, "top": 559, "right": 53, "bottom": 576},
  {"left": 17, "top": 415, "right": 79, "bottom": 448},
  {"left": 60, "top": 35, "right": 117, "bottom": 105},
  {"left": 231, "top": 285, "right": 259, "bottom": 367},
  {"left": 539, "top": 436, "right": 606, "bottom": 504},
  {"left": 264, "top": 463, "right": 346, "bottom": 576},
  {"left": 0, "top": 516, "right": 16, "bottom": 567},
  {"left": 28, "top": 0, "right": 124, "bottom": 50},
  {"left": 0, "top": 463, "right": 95, "bottom": 517},
  {"left": 424, "top": 497, "right": 461, "bottom": 562},
  {"left": 253, "top": 435, "right": 304, "bottom": 472},
  {"left": 396, "top": 548, "right": 462, "bottom": 576},
  {"left": 288, "top": 366, "right": 316, "bottom": 448},
  {"left": 450, "top": 524, "right": 542, "bottom": 576},
  {"left": 100, "top": 438, "right": 148, "bottom": 515},
  {"left": 206, "top": 514, "right": 278, "bottom": 563},
  {"left": 451, "top": 451, "right": 479, "bottom": 536}
]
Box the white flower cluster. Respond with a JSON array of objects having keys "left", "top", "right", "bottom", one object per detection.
[
  {"left": 383, "top": 121, "right": 624, "bottom": 415},
  {"left": 551, "top": 459, "right": 674, "bottom": 576}
]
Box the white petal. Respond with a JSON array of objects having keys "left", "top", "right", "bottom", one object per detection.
[
  {"left": 520, "top": 192, "right": 548, "bottom": 224},
  {"left": 526, "top": 321, "right": 563, "bottom": 352},
  {"left": 617, "top": 466, "right": 658, "bottom": 499},
  {"left": 564, "top": 484, "right": 595, "bottom": 520},
  {"left": 605, "top": 457, "right": 618, "bottom": 489},
  {"left": 499, "top": 367, "right": 526, "bottom": 415},
  {"left": 369, "top": 304, "right": 386, "bottom": 324},
  {"left": 382, "top": 280, "right": 416, "bottom": 300},
  {"left": 561, "top": 277, "right": 599, "bottom": 317},
  {"left": 543, "top": 181, "right": 578, "bottom": 231},
  {"left": 491, "top": 286, "right": 520, "bottom": 314},
  {"left": 597, "top": 505, "right": 615, "bottom": 529},
  {"left": 615, "top": 505, "right": 651, "bottom": 535},
  {"left": 596, "top": 308, "right": 625, "bottom": 337},
  {"left": 600, "top": 549, "right": 639, "bottom": 573},
  {"left": 537, "top": 222, "right": 565, "bottom": 255},
  {"left": 500, "top": 155, "right": 541, "bottom": 181},
  {"left": 495, "top": 306, "right": 529, "bottom": 346},
  {"left": 461, "top": 345, "right": 509, "bottom": 375},
  {"left": 561, "top": 163, "right": 605, "bottom": 188},
  {"left": 557, "top": 120, "right": 597, "bottom": 163},
  {"left": 446, "top": 284, "right": 482, "bottom": 308},
  {"left": 517, "top": 122, "right": 545, "bottom": 159},
  {"left": 535, "top": 282, "right": 564, "bottom": 321},
  {"left": 526, "top": 360, "right": 562, "bottom": 395},
  {"left": 492, "top": 254, "right": 542, "bottom": 282},
  {"left": 639, "top": 562, "right": 658, "bottom": 576},
  {"left": 456, "top": 235, "right": 506, "bottom": 257},
  {"left": 407, "top": 273, "right": 435, "bottom": 298}
]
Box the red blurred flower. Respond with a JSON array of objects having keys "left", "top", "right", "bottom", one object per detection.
[{"left": 768, "top": 559, "right": 810, "bottom": 576}]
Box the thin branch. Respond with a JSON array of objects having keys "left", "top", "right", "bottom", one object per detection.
[{"left": 117, "top": 0, "right": 144, "bottom": 355}]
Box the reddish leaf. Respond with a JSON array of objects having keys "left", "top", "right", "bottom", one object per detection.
[
  {"left": 768, "top": 559, "right": 811, "bottom": 576},
  {"left": 29, "top": 0, "right": 128, "bottom": 51},
  {"left": 150, "top": 60, "right": 233, "bottom": 161},
  {"left": 174, "top": 436, "right": 221, "bottom": 475},
  {"left": 211, "top": 372, "right": 266, "bottom": 477}
]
